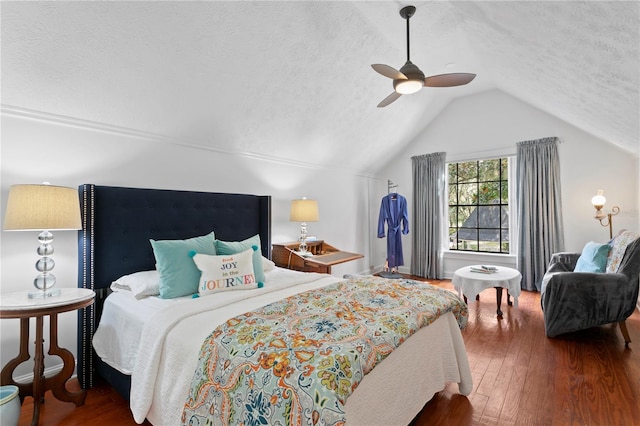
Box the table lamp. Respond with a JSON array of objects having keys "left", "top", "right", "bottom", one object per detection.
[
  {"left": 3, "top": 183, "right": 82, "bottom": 298},
  {"left": 290, "top": 197, "right": 319, "bottom": 256}
]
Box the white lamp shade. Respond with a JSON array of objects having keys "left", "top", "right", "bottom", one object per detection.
[
  {"left": 4, "top": 184, "right": 82, "bottom": 231},
  {"left": 290, "top": 199, "right": 319, "bottom": 222},
  {"left": 591, "top": 189, "right": 606, "bottom": 208}
]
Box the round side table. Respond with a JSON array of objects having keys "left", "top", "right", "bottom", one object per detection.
[
  {"left": 452, "top": 265, "right": 522, "bottom": 317},
  {"left": 0, "top": 288, "right": 95, "bottom": 426}
]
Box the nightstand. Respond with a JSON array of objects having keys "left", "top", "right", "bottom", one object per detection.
[
  {"left": 272, "top": 240, "right": 363, "bottom": 274},
  {"left": 0, "top": 288, "right": 95, "bottom": 426}
]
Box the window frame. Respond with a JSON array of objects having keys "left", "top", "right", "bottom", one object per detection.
[{"left": 446, "top": 157, "right": 513, "bottom": 254}]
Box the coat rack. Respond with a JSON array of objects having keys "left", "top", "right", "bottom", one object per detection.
[{"left": 388, "top": 180, "right": 398, "bottom": 194}]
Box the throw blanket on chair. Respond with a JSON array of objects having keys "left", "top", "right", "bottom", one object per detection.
[{"left": 181, "top": 276, "right": 468, "bottom": 426}]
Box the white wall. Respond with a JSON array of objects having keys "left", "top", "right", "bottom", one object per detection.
[
  {"left": 0, "top": 110, "right": 376, "bottom": 378},
  {"left": 376, "top": 89, "right": 639, "bottom": 278}
]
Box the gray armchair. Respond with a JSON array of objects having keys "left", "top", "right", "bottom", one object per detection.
[{"left": 541, "top": 236, "right": 640, "bottom": 345}]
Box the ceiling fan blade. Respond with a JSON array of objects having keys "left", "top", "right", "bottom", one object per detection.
[
  {"left": 372, "top": 64, "right": 407, "bottom": 80},
  {"left": 377, "top": 91, "right": 402, "bottom": 108},
  {"left": 424, "top": 73, "right": 476, "bottom": 87}
]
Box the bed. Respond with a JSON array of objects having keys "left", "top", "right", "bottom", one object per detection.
[{"left": 77, "top": 184, "right": 472, "bottom": 425}]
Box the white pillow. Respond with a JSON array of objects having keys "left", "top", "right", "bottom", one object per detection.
[
  {"left": 262, "top": 256, "right": 276, "bottom": 272},
  {"left": 110, "top": 270, "right": 160, "bottom": 299},
  {"left": 192, "top": 248, "right": 263, "bottom": 297}
]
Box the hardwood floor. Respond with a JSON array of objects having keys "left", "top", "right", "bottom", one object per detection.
[
  {"left": 17, "top": 279, "right": 640, "bottom": 426},
  {"left": 412, "top": 280, "right": 640, "bottom": 426}
]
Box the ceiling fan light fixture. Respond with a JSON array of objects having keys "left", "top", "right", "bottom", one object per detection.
[
  {"left": 394, "top": 79, "right": 423, "bottom": 94},
  {"left": 371, "top": 5, "right": 475, "bottom": 107}
]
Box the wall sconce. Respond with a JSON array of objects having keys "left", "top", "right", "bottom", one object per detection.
[
  {"left": 591, "top": 189, "right": 620, "bottom": 239},
  {"left": 290, "top": 197, "right": 319, "bottom": 256}
]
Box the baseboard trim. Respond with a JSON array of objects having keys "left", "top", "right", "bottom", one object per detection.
[{"left": 12, "top": 363, "right": 66, "bottom": 384}]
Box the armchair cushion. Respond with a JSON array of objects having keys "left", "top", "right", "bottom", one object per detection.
[{"left": 541, "top": 237, "right": 640, "bottom": 338}]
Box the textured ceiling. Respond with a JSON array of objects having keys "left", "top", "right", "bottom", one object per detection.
[{"left": 2, "top": 1, "right": 638, "bottom": 174}]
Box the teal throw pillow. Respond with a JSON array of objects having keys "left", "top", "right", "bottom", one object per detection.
[
  {"left": 215, "top": 234, "right": 265, "bottom": 285},
  {"left": 151, "top": 231, "right": 217, "bottom": 299},
  {"left": 574, "top": 241, "right": 611, "bottom": 273}
]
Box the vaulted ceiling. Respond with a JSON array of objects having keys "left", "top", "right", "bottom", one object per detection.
[{"left": 2, "top": 1, "right": 638, "bottom": 174}]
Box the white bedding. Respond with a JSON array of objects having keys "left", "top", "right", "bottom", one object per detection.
[
  {"left": 93, "top": 268, "right": 472, "bottom": 425},
  {"left": 93, "top": 268, "right": 331, "bottom": 375}
]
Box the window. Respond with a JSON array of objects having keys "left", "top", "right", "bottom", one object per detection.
[{"left": 448, "top": 158, "right": 509, "bottom": 253}]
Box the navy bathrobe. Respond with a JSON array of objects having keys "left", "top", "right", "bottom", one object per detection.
[{"left": 377, "top": 193, "right": 409, "bottom": 269}]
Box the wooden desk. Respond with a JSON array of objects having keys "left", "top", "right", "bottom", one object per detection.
[
  {"left": 272, "top": 241, "right": 363, "bottom": 274},
  {"left": 0, "top": 288, "right": 95, "bottom": 426}
]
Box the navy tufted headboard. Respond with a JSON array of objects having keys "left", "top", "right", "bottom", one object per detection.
[{"left": 76, "top": 184, "right": 271, "bottom": 391}]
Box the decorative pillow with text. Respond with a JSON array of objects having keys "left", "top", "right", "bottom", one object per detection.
[
  {"left": 215, "top": 234, "right": 265, "bottom": 284},
  {"left": 191, "top": 247, "right": 263, "bottom": 297}
]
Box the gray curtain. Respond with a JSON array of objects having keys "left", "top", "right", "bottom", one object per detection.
[
  {"left": 516, "top": 137, "right": 564, "bottom": 291},
  {"left": 411, "top": 152, "right": 446, "bottom": 278}
]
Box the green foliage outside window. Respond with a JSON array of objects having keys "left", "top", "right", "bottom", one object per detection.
[{"left": 448, "top": 158, "right": 509, "bottom": 253}]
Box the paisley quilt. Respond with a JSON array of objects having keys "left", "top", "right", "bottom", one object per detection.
[{"left": 181, "top": 276, "right": 468, "bottom": 426}]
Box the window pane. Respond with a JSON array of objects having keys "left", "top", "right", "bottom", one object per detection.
[
  {"left": 500, "top": 158, "right": 509, "bottom": 180},
  {"left": 457, "top": 206, "right": 476, "bottom": 227},
  {"left": 457, "top": 162, "right": 477, "bottom": 183},
  {"left": 458, "top": 183, "right": 477, "bottom": 205},
  {"left": 448, "top": 164, "right": 458, "bottom": 184},
  {"left": 448, "top": 228, "right": 458, "bottom": 249},
  {"left": 477, "top": 205, "right": 501, "bottom": 228},
  {"left": 478, "top": 240, "right": 501, "bottom": 253},
  {"left": 501, "top": 180, "right": 509, "bottom": 203},
  {"left": 457, "top": 228, "right": 478, "bottom": 250},
  {"left": 478, "top": 182, "right": 500, "bottom": 204},
  {"left": 448, "top": 206, "right": 457, "bottom": 227},
  {"left": 502, "top": 206, "right": 509, "bottom": 229},
  {"left": 478, "top": 159, "right": 500, "bottom": 181},
  {"left": 448, "top": 184, "right": 457, "bottom": 203},
  {"left": 479, "top": 227, "right": 501, "bottom": 243}
]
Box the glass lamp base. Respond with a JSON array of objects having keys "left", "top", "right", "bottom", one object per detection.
[{"left": 29, "top": 288, "right": 62, "bottom": 299}]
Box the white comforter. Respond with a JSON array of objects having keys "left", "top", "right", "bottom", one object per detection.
[{"left": 93, "top": 268, "right": 473, "bottom": 425}]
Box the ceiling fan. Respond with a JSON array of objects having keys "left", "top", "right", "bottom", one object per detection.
[{"left": 372, "top": 5, "right": 476, "bottom": 108}]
